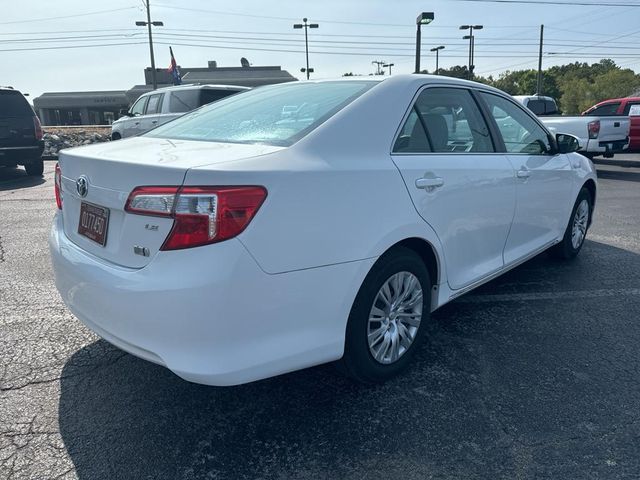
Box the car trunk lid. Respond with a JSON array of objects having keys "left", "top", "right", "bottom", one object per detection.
[{"left": 58, "top": 136, "right": 283, "bottom": 268}]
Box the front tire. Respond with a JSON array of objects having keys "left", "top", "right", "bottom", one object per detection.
[
  {"left": 340, "top": 247, "right": 431, "bottom": 383},
  {"left": 550, "top": 187, "right": 592, "bottom": 260},
  {"left": 24, "top": 159, "right": 44, "bottom": 176}
]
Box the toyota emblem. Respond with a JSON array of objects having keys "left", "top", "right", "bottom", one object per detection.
[{"left": 76, "top": 176, "right": 89, "bottom": 197}]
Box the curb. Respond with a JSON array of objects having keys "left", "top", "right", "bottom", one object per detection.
[{"left": 592, "top": 158, "right": 640, "bottom": 169}]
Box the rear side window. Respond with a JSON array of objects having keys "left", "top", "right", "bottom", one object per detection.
[
  {"left": 200, "top": 89, "right": 242, "bottom": 107},
  {"left": 145, "top": 93, "right": 163, "bottom": 114},
  {"left": 589, "top": 103, "right": 621, "bottom": 116},
  {"left": 526, "top": 99, "right": 545, "bottom": 115},
  {"left": 544, "top": 99, "right": 558, "bottom": 115},
  {"left": 394, "top": 87, "right": 494, "bottom": 153},
  {"left": 0, "top": 91, "right": 33, "bottom": 118},
  {"left": 169, "top": 90, "right": 200, "bottom": 113},
  {"left": 623, "top": 102, "right": 640, "bottom": 116}
]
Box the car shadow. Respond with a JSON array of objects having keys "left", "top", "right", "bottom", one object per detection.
[
  {"left": 0, "top": 165, "right": 45, "bottom": 191},
  {"left": 59, "top": 240, "right": 640, "bottom": 479}
]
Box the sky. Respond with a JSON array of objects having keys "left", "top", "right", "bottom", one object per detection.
[{"left": 3, "top": 0, "right": 640, "bottom": 99}]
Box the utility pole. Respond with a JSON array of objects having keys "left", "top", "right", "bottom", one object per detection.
[
  {"left": 537, "top": 24, "right": 544, "bottom": 95},
  {"left": 383, "top": 63, "right": 394, "bottom": 75},
  {"left": 293, "top": 18, "right": 319, "bottom": 80},
  {"left": 372, "top": 60, "right": 386, "bottom": 75},
  {"left": 136, "top": 0, "right": 163, "bottom": 90}
]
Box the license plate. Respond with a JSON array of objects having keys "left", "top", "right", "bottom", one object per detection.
[{"left": 78, "top": 202, "right": 110, "bottom": 246}]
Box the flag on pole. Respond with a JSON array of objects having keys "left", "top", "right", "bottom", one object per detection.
[{"left": 168, "top": 46, "right": 182, "bottom": 85}]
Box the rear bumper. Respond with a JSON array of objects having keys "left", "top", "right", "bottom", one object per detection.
[
  {"left": 585, "top": 137, "right": 629, "bottom": 155},
  {"left": 0, "top": 143, "right": 44, "bottom": 165},
  {"left": 49, "top": 213, "right": 372, "bottom": 385}
]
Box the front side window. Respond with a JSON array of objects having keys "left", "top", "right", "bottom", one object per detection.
[
  {"left": 147, "top": 81, "right": 376, "bottom": 146},
  {"left": 394, "top": 87, "right": 494, "bottom": 154},
  {"left": 589, "top": 102, "right": 621, "bottom": 116},
  {"left": 480, "top": 92, "right": 552, "bottom": 155},
  {"left": 130, "top": 97, "right": 148, "bottom": 116}
]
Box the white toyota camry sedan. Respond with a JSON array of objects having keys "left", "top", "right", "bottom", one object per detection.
[{"left": 50, "top": 75, "right": 597, "bottom": 386}]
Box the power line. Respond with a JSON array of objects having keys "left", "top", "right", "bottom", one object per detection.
[
  {"left": 445, "top": 0, "right": 640, "bottom": 6},
  {"left": 0, "top": 6, "right": 139, "bottom": 25}
]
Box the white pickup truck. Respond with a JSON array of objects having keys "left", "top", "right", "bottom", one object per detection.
[
  {"left": 111, "top": 84, "right": 249, "bottom": 140},
  {"left": 514, "top": 95, "right": 630, "bottom": 159}
]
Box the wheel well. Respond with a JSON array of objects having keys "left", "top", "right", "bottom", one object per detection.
[
  {"left": 582, "top": 179, "right": 596, "bottom": 205},
  {"left": 111, "top": 132, "right": 121, "bottom": 140},
  {"left": 389, "top": 238, "right": 439, "bottom": 286},
  {"left": 582, "top": 179, "right": 596, "bottom": 227}
]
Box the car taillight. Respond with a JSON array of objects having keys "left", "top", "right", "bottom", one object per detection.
[
  {"left": 587, "top": 120, "right": 600, "bottom": 139},
  {"left": 33, "top": 116, "right": 43, "bottom": 140},
  {"left": 54, "top": 163, "right": 62, "bottom": 210},
  {"left": 125, "top": 186, "right": 267, "bottom": 250}
]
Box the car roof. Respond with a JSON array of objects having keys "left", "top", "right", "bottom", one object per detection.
[
  {"left": 513, "top": 95, "right": 555, "bottom": 102},
  {"left": 152, "top": 84, "right": 251, "bottom": 93},
  {"left": 594, "top": 97, "right": 640, "bottom": 106}
]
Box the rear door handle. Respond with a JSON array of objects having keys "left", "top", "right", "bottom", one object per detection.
[
  {"left": 151, "top": 120, "right": 158, "bottom": 124},
  {"left": 516, "top": 168, "right": 531, "bottom": 179},
  {"left": 415, "top": 177, "right": 445, "bottom": 190}
]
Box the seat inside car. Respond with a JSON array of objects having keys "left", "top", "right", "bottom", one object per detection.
[{"left": 422, "top": 113, "right": 449, "bottom": 152}]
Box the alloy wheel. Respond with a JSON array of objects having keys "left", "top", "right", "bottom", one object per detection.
[{"left": 367, "top": 271, "right": 423, "bottom": 365}]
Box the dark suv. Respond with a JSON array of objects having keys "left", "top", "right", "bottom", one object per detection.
[{"left": 0, "top": 87, "right": 44, "bottom": 176}]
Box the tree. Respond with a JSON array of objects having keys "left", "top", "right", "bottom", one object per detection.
[
  {"left": 592, "top": 69, "right": 640, "bottom": 102},
  {"left": 435, "top": 65, "right": 468, "bottom": 79}
]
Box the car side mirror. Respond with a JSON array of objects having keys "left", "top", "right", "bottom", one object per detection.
[
  {"left": 556, "top": 133, "right": 580, "bottom": 154},
  {"left": 119, "top": 109, "right": 132, "bottom": 117}
]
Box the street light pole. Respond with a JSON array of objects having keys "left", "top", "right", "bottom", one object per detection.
[
  {"left": 460, "top": 24, "right": 483, "bottom": 80},
  {"left": 136, "top": 0, "right": 163, "bottom": 90},
  {"left": 293, "top": 18, "right": 319, "bottom": 80},
  {"left": 414, "top": 12, "right": 434, "bottom": 73},
  {"left": 430, "top": 46, "right": 445, "bottom": 75}
]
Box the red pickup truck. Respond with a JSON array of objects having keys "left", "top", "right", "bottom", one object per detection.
[{"left": 583, "top": 97, "right": 640, "bottom": 152}]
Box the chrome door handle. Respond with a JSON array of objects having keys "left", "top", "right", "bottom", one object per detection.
[
  {"left": 516, "top": 168, "right": 531, "bottom": 179},
  {"left": 415, "top": 177, "right": 444, "bottom": 190}
]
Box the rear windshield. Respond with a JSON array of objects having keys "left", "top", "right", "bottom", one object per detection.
[
  {"left": 146, "top": 81, "right": 376, "bottom": 146},
  {"left": 0, "top": 90, "right": 33, "bottom": 118}
]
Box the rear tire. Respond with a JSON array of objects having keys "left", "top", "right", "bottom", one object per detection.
[
  {"left": 339, "top": 247, "right": 431, "bottom": 384},
  {"left": 550, "top": 187, "right": 592, "bottom": 260},
  {"left": 111, "top": 132, "right": 121, "bottom": 141},
  {"left": 24, "top": 159, "right": 44, "bottom": 176}
]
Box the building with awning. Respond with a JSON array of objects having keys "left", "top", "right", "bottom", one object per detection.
[{"left": 33, "top": 91, "right": 129, "bottom": 126}]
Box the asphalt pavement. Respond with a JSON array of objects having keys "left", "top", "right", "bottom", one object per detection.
[{"left": 1, "top": 158, "right": 639, "bottom": 479}]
